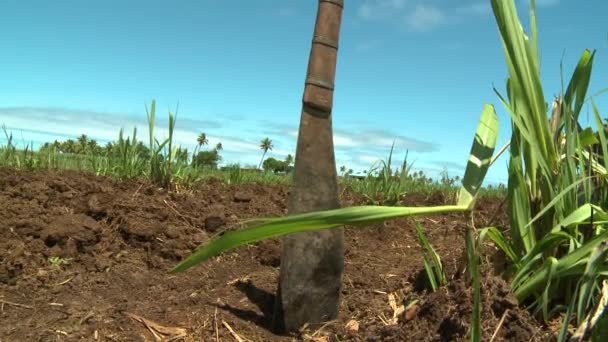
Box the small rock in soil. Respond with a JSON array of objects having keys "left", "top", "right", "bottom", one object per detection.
[
  {"left": 120, "top": 219, "right": 164, "bottom": 242},
  {"left": 164, "top": 225, "right": 181, "bottom": 239}
]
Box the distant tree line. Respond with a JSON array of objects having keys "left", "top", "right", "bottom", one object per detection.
[
  {"left": 37, "top": 132, "right": 296, "bottom": 173},
  {"left": 262, "top": 154, "right": 294, "bottom": 174},
  {"left": 39, "top": 133, "right": 222, "bottom": 169}
]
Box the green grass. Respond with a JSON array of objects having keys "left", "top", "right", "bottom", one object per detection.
[
  {"left": 414, "top": 222, "right": 446, "bottom": 292},
  {"left": 48, "top": 256, "right": 72, "bottom": 267}
]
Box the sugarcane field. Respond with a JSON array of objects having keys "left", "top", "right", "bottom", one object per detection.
[{"left": 2, "top": 0, "right": 608, "bottom": 341}]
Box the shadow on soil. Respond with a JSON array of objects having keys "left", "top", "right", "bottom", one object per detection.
[{"left": 215, "top": 279, "right": 281, "bottom": 333}]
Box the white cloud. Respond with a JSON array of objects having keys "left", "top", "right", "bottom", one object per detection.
[
  {"left": 333, "top": 132, "right": 358, "bottom": 147},
  {"left": 357, "top": 0, "right": 408, "bottom": 21},
  {"left": 356, "top": 0, "right": 561, "bottom": 33},
  {"left": 282, "top": 127, "right": 438, "bottom": 153},
  {"left": 406, "top": 5, "right": 445, "bottom": 32},
  {"left": 456, "top": 2, "right": 492, "bottom": 15},
  {"left": 358, "top": 4, "right": 374, "bottom": 20},
  {"left": 359, "top": 154, "right": 384, "bottom": 164},
  {"left": 356, "top": 1, "right": 447, "bottom": 32}
]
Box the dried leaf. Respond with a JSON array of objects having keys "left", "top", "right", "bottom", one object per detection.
[
  {"left": 345, "top": 319, "right": 359, "bottom": 333},
  {"left": 126, "top": 312, "right": 187, "bottom": 341}
]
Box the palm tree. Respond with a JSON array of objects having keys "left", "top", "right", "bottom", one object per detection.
[
  {"left": 195, "top": 132, "right": 208, "bottom": 156},
  {"left": 63, "top": 139, "right": 76, "bottom": 154},
  {"left": 87, "top": 138, "right": 99, "bottom": 154},
  {"left": 258, "top": 137, "right": 273, "bottom": 169},
  {"left": 285, "top": 154, "right": 294, "bottom": 166},
  {"left": 77, "top": 134, "right": 88, "bottom": 153},
  {"left": 215, "top": 142, "right": 223, "bottom": 151},
  {"left": 104, "top": 142, "right": 114, "bottom": 155},
  {"left": 197, "top": 133, "right": 208, "bottom": 147}
]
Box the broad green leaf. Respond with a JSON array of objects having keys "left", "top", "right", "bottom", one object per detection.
[
  {"left": 458, "top": 104, "right": 499, "bottom": 209},
  {"left": 579, "top": 127, "right": 599, "bottom": 148},
  {"left": 171, "top": 204, "right": 469, "bottom": 273}
]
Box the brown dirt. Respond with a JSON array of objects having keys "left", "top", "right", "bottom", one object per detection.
[{"left": 0, "top": 168, "right": 555, "bottom": 341}]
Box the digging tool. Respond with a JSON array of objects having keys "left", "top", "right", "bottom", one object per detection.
[{"left": 273, "top": 0, "right": 345, "bottom": 333}]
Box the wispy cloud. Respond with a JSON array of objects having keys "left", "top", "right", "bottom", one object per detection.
[
  {"left": 341, "top": 128, "right": 439, "bottom": 152},
  {"left": 260, "top": 119, "right": 438, "bottom": 153},
  {"left": 405, "top": 5, "right": 445, "bottom": 32},
  {"left": 356, "top": 0, "right": 561, "bottom": 32},
  {"left": 356, "top": 1, "right": 448, "bottom": 32},
  {"left": 455, "top": 2, "right": 492, "bottom": 16},
  {"left": 357, "top": 0, "right": 408, "bottom": 21}
]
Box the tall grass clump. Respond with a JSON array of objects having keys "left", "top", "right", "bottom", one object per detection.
[
  {"left": 461, "top": 0, "right": 608, "bottom": 336},
  {"left": 343, "top": 144, "right": 463, "bottom": 205},
  {"left": 414, "top": 222, "right": 446, "bottom": 291},
  {"left": 1, "top": 124, "right": 18, "bottom": 167},
  {"left": 110, "top": 127, "right": 146, "bottom": 180},
  {"left": 225, "top": 163, "right": 246, "bottom": 184},
  {"left": 354, "top": 142, "right": 414, "bottom": 205},
  {"left": 146, "top": 100, "right": 179, "bottom": 189},
  {"left": 478, "top": 0, "right": 608, "bottom": 334},
  {"left": 0, "top": 125, "right": 38, "bottom": 170}
]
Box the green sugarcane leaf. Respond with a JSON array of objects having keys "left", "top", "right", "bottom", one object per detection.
[
  {"left": 458, "top": 104, "right": 499, "bottom": 209},
  {"left": 577, "top": 241, "right": 608, "bottom": 325},
  {"left": 580, "top": 127, "right": 599, "bottom": 148}
]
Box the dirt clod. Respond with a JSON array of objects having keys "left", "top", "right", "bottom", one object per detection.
[
  {"left": 234, "top": 191, "right": 253, "bottom": 202},
  {"left": 205, "top": 215, "right": 225, "bottom": 232}
]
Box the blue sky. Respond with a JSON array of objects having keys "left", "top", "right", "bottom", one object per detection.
[{"left": 1, "top": 0, "right": 607, "bottom": 184}]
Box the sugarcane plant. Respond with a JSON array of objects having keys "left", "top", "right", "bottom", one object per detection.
[{"left": 477, "top": 0, "right": 608, "bottom": 339}]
